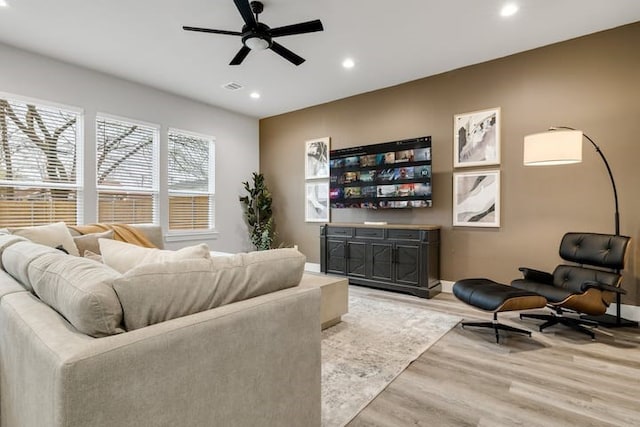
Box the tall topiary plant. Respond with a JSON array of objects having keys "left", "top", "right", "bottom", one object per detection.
[{"left": 239, "top": 172, "right": 275, "bottom": 251}]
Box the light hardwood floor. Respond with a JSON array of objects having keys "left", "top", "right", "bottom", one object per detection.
[{"left": 346, "top": 286, "right": 640, "bottom": 427}]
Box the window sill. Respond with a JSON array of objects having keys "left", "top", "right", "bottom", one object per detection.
[{"left": 164, "top": 230, "right": 219, "bottom": 243}]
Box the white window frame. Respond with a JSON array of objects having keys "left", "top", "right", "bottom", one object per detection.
[
  {"left": 95, "top": 113, "right": 160, "bottom": 225},
  {"left": 0, "top": 91, "right": 84, "bottom": 226},
  {"left": 165, "top": 128, "right": 217, "bottom": 241}
]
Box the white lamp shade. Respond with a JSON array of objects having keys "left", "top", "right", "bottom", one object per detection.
[{"left": 523, "top": 129, "right": 583, "bottom": 166}]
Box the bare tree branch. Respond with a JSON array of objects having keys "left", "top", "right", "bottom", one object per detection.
[
  {"left": 32, "top": 105, "right": 52, "bottom": 140},
  {"left": 1, "top": 100, "right": 43, "bottom": 149},
  {"left": 0, "top": 100, "right": 75, "bottom": 184},
  {"left": 98, "top": 137, "right": 152, "bottom": 184},
  {"left": 0, "top": 105, "right": 14, "bottom": 196},
  {"left": 53, "top": 117, "right": 76, "bottom": 141},
  {"left": 97, "top": 125, "right": 137, "bottom": 172}
]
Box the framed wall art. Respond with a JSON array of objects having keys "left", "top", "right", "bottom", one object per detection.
[
  {"left": 305, "top": 181, "right": 330, "bottom": 222},
  {"left": 305, "top": 137, "right": 330, "bottom": 179},
  {"left": 453, "top": 107, "right": 500, "bottom": 168},
  {"left": 453, "top": 170, "right": 500, "bottom": 227}
]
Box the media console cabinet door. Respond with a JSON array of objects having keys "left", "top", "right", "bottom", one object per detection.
[
  {"left": 326, "top": 239, "right": 347, "bottom": 275},
  {"left": 371, "top": 242, "right": 393, "bottom": 281},
  {"left": 346, "top": 241, "right": 366, "bottom": 278},
  {"left": 395, "top": 243, "right": 420, "bottom": 286}
]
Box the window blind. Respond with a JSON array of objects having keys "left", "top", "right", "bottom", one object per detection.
[
  {"left": 168, "top": 130, "right": 214, "bottom": 230},
  {"left": 96, "top": 116, "right": 158, "bottom": 224},
  {"left": 0, "top": 97, "right": 82, "bottom": 227}
]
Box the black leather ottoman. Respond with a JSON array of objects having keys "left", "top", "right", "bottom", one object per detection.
[{"left": 453, "top": 278, "right": 547, "bottom": 343}]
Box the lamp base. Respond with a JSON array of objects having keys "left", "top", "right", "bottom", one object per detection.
[{"left": 580, "top": 314, "right": 638, "bottom": 328}]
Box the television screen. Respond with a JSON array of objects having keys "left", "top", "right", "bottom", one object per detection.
[{"left": 330, "top": 136, "right": 432, "bottom": 209}]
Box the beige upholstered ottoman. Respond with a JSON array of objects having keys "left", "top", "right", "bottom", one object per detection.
[{"left": 299, "top": 273, "right": 348, "bottom": 329}]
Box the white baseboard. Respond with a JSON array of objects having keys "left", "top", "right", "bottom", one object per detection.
[
  {"left": 606, "top": 303, "right": 640, "bottom": 322},
  {"left": 305, "top": 262, "right": 321, "bottom": 273},
  {"left": 442, "top": 280, "right": 640, "bottom": 322},
  {"left": 441, "top": 280, "right": 455, "bottom": 293}
]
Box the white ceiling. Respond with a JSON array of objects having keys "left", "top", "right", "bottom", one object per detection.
[{"left": 1, "top": 1, "right": 640, "bottom": 119}]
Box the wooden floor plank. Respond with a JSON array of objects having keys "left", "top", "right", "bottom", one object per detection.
[{"left": 345, "top": 286, "right": 640, "bottom": 427}]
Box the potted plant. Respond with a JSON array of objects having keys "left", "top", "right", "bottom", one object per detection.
[{"left": 239, "top": 172, "right": 275, "bottom": 250}]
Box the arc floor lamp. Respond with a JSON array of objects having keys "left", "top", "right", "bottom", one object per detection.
[{"left": 523, "top": 126, "right": 637, "bottom": 328}]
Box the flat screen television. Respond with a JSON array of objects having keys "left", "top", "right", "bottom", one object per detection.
[{"left": 330, "top": 136, "right": 432, "bottom": 209}]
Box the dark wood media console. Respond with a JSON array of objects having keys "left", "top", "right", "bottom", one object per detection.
[{"left": 320, "top": 223, "right": 441, "bottom": 298}]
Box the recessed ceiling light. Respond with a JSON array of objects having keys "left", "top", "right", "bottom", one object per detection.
[
  {"left": 250, "top": 92, "right": 260, "bottom": 99},
  {"left": 500, "top": 3, "right": 519, "bottom": 17},
  {"left": 342, "top": 58, "right": 355, "bottom": 69},
  {"left": 0, "top": 0, "right": 9, "bottom": 7}
]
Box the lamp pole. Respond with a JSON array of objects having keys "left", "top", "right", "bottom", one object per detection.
[
  {"left": 550, "top": 126, "right": 620, "bottom": 235},
  {"left": 550, "top": 126, "right": 635, "bottom": 327}
]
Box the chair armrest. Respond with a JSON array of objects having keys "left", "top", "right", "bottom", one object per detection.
[
  {"left": 581, "top": 280, "right": 626, "bottom": 294},
  {"left": 518, "top": 267, "right": 553, "bottom": 284}
]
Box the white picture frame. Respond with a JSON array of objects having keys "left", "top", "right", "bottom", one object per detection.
[
  {"left": 305, "top": 181, "right": 330, "bottom": 222},
  {"left": 305, "top": 137, "right": 330, "bottom": 179},
  {"left": 453, "top": 107, "right": 501, "bottom": 168},
  {"left": 453, "top": 170, "right": 500, "bottom": 227}
]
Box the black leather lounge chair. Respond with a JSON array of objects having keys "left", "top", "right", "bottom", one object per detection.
[{"left": 511, "top": 232, "right": 631, "bottom": 339}]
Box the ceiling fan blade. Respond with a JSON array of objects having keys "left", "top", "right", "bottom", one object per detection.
[
  {"left": 270, "top": 41, "right": 305, "bottom": 66},
  {"left": 230, "top": 46, "right": 251, "bottom": 65},
  {"left": 233, "top": 0, "right": 257, "bottom": 28},
  {"left": 270, "top": 19, "right": 324, "bottom": 38},
  {"left": 183, "top": 26, "right": 242, "bottom": 36}
]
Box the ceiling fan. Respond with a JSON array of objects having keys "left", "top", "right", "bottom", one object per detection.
[{"left": 183, "top": 0, "right": 324, "bottom": 66}]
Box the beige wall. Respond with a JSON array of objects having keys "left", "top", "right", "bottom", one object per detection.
[{"left": 260, "top": 22, "right": 640, "bottom": 305}]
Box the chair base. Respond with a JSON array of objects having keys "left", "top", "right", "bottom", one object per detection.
[
  {"left": 520, "top": 312, "right": 597, "bottom": 339},
  {"left": 461, "top": 313, "right": 532, "bottom": 344}
]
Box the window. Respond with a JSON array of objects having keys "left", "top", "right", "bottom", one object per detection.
[
  {"left": 96, "top": 115, "right": 158, "bottom": 224},
  {"left": 168, "top": 129, "right": 215, "bottom": 231},
  {"left": 0, "top": 96, "right": 82, "bottom": 227}
]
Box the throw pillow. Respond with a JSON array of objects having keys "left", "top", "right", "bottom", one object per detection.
[
  {"left": 28, "top": 251, "right": 124, "bottom": 337},
  {"left": 73, "top": 230, "right": 114, "bottom": 256},
  {"left": 10, "top": 222, "right": 80, "bottom": 257},
  {"left": 99, "top": 239, "right": 211, "bottom": 274},
  {"left": 113, "top": 248, "right": 306, "bottom": 331}
]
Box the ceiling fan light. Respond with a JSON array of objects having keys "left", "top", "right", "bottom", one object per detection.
[{"left": 245, "top": 36, "right": 270, "bottom": 51}]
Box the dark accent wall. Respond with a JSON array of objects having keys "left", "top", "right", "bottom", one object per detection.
[{"left": 260, "top": 22, "right": 640, "bottom": 305}]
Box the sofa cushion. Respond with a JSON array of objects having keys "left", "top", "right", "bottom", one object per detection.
[
  {"left": 10, "top": 222, "right": 80, "bottom": 257},
  {"left": 28, "top": 252, "right": 124, "bottom": 337},
  {"left": 99, "top": 239, "right": 211, "bottom": 274},
  {"left": 113, "top": 248, "right": 306, "bottom": 331},
  {"left": 73, "top": 230, "right": 114, "bottom": 256},
  {"left": 2, "top": 241, "right": 60, "bottom": 292},
  {"left": 0, "top": 234, "right": 28, "bottom": 272}
]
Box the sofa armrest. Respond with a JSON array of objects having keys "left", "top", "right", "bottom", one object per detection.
[{"left": 0, "top": 286, "right": 321, "bottom": 427}]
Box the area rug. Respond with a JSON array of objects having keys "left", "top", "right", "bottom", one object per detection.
[{"left": 321, "top": 291, "right": 461, "bottom": 427}]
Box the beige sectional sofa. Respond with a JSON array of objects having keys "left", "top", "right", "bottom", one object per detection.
[{"left": 0, "top": 225, "right": 321, "bottom": 427}]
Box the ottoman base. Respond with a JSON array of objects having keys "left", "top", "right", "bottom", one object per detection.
[
  {"left": 462, "top": 312, "right": 532, "bottom": 343},
  {"left": 453, "top": 278, "right": 547, "bottom": 343}
]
